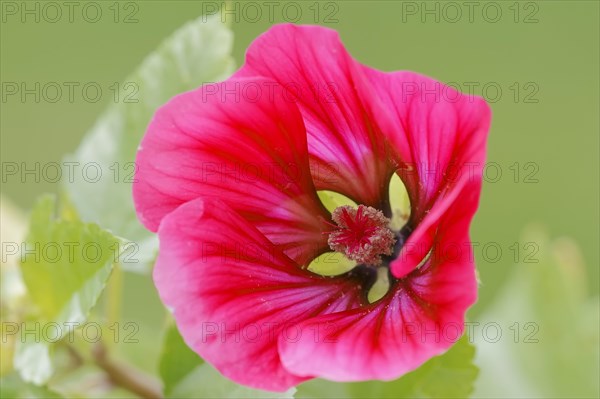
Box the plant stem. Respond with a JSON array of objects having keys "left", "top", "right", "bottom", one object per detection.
[{"left": 92, "top": 342, "right": 163, "bottom": 399}]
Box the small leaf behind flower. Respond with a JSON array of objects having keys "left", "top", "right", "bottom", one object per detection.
[
  {"left": 159, "top": 323, "right": 204, "bottom": 397},
  {"left": 0, "top": 373, "right": 64, "bottom": 398},
  {"left": 63, "top": 13, "right": 235, "bottom": 272},
  {"left": 16, "top": 195, "right": 121, "bottom": 385}
]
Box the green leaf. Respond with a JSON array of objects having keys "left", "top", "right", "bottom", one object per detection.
[
  {"left": 473, "top": 228, "right": 600, "bottom": 398},
  {"left": 0, "top": 373, "right": 64, "bottom": 398},
  {"left": 13, "top": 340, "right": 53, "bottom": 387},
  {"left": 158, "top": 323, "right": 295, "bottom": 399},
  {"left": 169, "top": 364, "right": 296, "bottom": 399},
  {"left": 159, "top": 323, "right": 204, "bottom": 397},
  {"left": 16, "top": 195, "right": 121, "bottom": 384},
  {"left": 294, "top": 379, "right": 347, "bottom": 399},
  {"left": 296, "top": 336, "right": 478, "bottom": 399},
  {"left": 63, "top": 13, "right": 235, "bottom": 272},
  {"left": 20, "top": 195, "right": 119, "bottom": 324}
]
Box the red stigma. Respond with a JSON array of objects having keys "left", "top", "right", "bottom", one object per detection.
[{"left": 327, "top": 205, "right": 396, "bottom": 266}]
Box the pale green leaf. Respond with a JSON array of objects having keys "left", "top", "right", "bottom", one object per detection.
[
  {"left": 13, "top": 341, "right": 53, "bottom": 387},
  {"left": 169, "top": 363, "right": 296, "bottom": 399},
  {"left": 0, "top": 373, "right": 64, "bottom": 398},
  {"left": 159, "top": 323, "right": 204, "bottom": 397},
  {"left": 63, "top": 13, "right": 235, "bottom": 272},
  {"left": 16, "top": 195, "right": 121, "bottom": 384},
  {"left": 20, "top": 195, "right": 119, "bottom": 325}
]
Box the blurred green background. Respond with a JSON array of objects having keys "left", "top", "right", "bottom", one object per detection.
[{"left": 1, "top": 1, "right": 598, "bottom": 397}]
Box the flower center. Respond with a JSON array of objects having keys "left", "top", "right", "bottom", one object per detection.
[{"left": 326, "top": 205, "right": 396, "bottom": 267}]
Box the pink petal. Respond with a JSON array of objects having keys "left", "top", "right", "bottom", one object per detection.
[
  {"left": 133, "top": 78, "right": 330, "bottom": 265},
  {"left": 154, "top": 198, "right": 368, "bottom": 391},
  {"left": 278, "top": 189, "right": 478, "bottom": 381},
  {"left": 235, "top": 24, "right": 395, "bottom": 208},
  {"left": 234, "top": 26, "right": 490, "bottom": 278},
  {"left": 355, "top": 69, "right": 491, "bottom": 277},
  {"left": 391, "top": 176, "right": 476, "bottom": 278}
]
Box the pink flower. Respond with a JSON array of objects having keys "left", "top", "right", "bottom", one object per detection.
[{"left": 133, "top": 24, "right": 491, "bottom": 391}]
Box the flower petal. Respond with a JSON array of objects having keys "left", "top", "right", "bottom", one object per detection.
[
  {"left": 154, "top": 198, "right": 368, "bottom": 391},
  {"left": 278, "top": 187, "right": 478, "bottom": 381},
  {"left": 359, "top": 70, "right": 491, "bottom": 220},
  {"left": 355, "top": 69, "right": 491, "bottom": 277},
  {"left": 391, "top": 176, "right": 476, "bottom": 278},
  {"left": 235, "top": 24, "right": 394, "bottom": 208},
  {"left": 133, "top": 78, "right": 330, "bottom": 265}
]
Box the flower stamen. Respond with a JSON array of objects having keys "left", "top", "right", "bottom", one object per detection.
[{"left": 326, "top": 205, "right": 396, "bottom": 267}]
